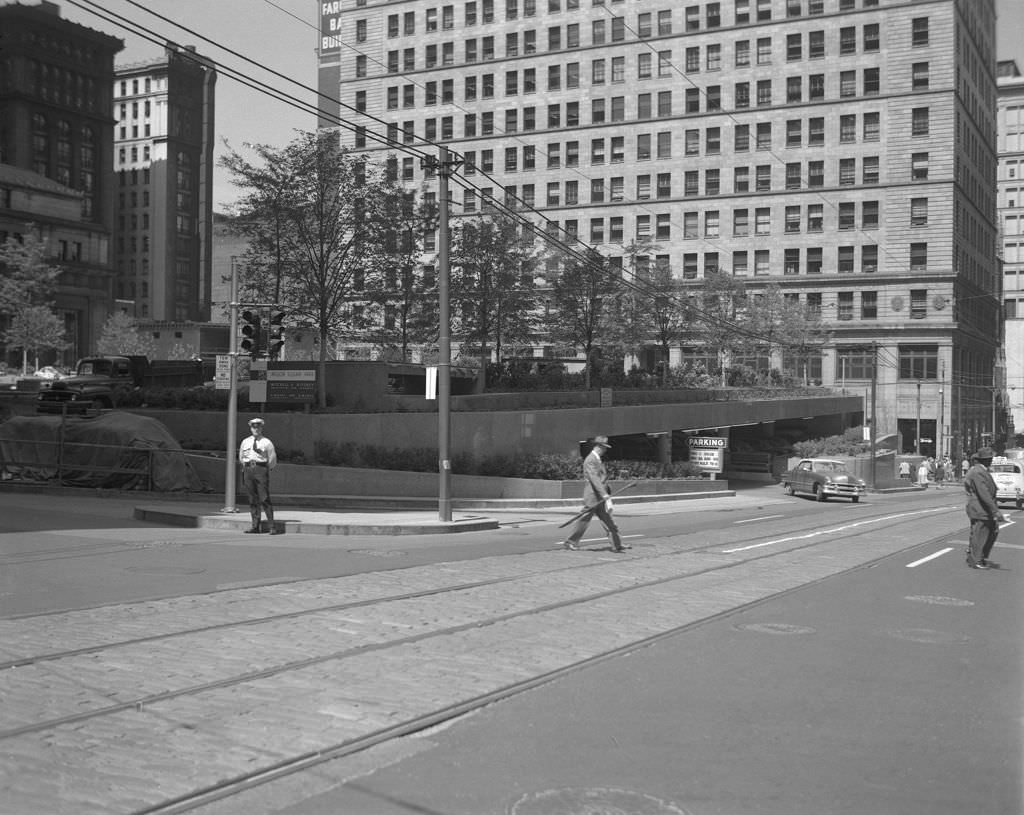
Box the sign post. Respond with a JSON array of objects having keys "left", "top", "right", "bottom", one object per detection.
[{"left": 687, "top": 435, "right": 726, "bottom": 479}]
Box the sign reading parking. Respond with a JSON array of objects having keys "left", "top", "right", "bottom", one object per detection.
[{"left": 687, "top": 436, "right": 726, "bottom": 473}]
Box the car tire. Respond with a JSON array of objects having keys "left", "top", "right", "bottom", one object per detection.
[
  {"left": 785, "top": 483, "right": 795, "bottom": 496},
  {"left": 814, "top": 484, "right": 826, "bottom": 502},
  {"left": 852, "top": 495, "right": 860, "bottom": 503},
  {"left": 1017, "top": 499, "right": 1022, "bottom": 511}
]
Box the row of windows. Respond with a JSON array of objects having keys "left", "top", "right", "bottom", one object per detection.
[
  {"left": 379, "top": 0, "right": 887, "bottom": 40},
  {"left": 379, "top": 73, "right": 930, "bottom": 127},
  {"left": 375, "top": 19, "right": 926, "bottom": 74}
]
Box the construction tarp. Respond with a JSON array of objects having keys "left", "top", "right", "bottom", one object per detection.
[{"left": 0, "top": 412, "right": 205, "bottom": 491}]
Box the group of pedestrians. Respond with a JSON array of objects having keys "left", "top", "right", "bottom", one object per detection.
[{"left": 899, "top": 455, "right": 965, "bottom": 488}]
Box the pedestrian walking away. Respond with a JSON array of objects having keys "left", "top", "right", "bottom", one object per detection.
[
  {"left": 963, "top": 446, "right": 1004, "bottom": 569},
  {"left": 961, "top": 456, "right": 970, "bottom": 482},
  {"left": 561, "top": 435, "right": 627, "bottom": 552},
  {"left": 934, "top": 458, "right": 945, "bottom": 488},
  {"left": 917, "top": 460, "right": 930, "bottom": 488},
  {"left": 898, "top": 460, "right": 911, "bottom": 481},
  {"left": 239, "top": 417, "right": 280, "bottom": 534}
]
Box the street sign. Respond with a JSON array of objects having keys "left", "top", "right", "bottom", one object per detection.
[{"left": 266, "top": 368, "right": 316, "bottom": 402}]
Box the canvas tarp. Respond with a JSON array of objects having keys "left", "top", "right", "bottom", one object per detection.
[{"left": 0, "top": 412, "right": 205, "bottom": 491}]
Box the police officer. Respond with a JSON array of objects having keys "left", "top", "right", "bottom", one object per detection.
[{"left": 238, "top": 417, "right": 279, "bottom": 534}]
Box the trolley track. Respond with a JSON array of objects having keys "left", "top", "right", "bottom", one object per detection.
[{"left": 1, "top": 502, "right": 963, "bottom": 815}]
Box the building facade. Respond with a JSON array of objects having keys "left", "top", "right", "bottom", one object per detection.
[
  {"left": 0, "top": 0, "right": 122, "bottom": 366},
  {"left": 323, "top": 0, "right": 1002, "bottom": 457},
  {"left": 998, "top": 58, "right": 1024, "bottom": 438},
  {"left": 113, "top": 44, "right": 216, "bottom": 323}
]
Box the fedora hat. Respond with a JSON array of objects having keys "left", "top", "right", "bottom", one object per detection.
[{"left": 592, "top": 435, "right": 612, "bottom": 448}]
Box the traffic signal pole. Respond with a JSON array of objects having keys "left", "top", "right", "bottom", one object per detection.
[
  {"left": 222, "top": 263, "right": 240, "bottom": 513},
  {"left": 437, "top": 146, "right": 453, "bottom": 522}
]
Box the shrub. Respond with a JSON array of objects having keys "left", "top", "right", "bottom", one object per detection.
[{"left": 792, "top": 426, "right": 870, "bottom": 458}]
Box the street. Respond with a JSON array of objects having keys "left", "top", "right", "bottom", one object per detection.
[{"left": 0, "top": 484, "right": 1019, "bottom": 815}]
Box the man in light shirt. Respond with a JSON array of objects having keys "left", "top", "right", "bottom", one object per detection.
[{"left": 238, "top": 417, "right": 279, "bottom": 534}]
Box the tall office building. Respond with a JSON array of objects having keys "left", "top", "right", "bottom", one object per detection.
[
  {"left": 322, "top": 0, "right": 1001, "bottom": 457},
  {"left": 0, "top": 0, "right": 122, "bottom": 366},
  {"left": 998, "top": 58, "right": 1024, "bottom": 437},
  {"left": 113, "top": 44, "right": 216, "bottom": 322}
]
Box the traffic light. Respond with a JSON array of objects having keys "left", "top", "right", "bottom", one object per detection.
[
  {"left": 240, "top": 309, "right": 261, "bottom": 355},
  {"left": 267, "top": 311, "right": 286, "bottom": 359}
]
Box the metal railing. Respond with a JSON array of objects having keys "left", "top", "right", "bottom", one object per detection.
[{"left": 0, "top": 436, "right": 157, "bottom": 490}]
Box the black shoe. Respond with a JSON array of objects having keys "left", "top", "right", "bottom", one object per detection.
[
  {"left": 969, "top": 562, "right": 989, "bottom": 570},
  {"left": 245, "top": 527, "right": 261, "bottom": 534},
  {"left": 981, "top": 559, "right": 998, "bottom": 568},
  {"left": 268, "top": 529, "right": 283, "bottom": 535}
]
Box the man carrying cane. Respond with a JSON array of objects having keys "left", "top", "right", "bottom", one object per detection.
[{"left": 560, "top": 435, "right": 627, "bottom": 552}]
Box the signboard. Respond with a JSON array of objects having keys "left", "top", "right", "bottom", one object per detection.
[
  {"left": 214, "top": 355, "right": 251, "bottom": 390},
  {"left": 320, "top": 1, "right": 343, "bottom": 54},
  {"left": 249, "top": 358, "right": 267, "bottom": 402},
  {"left": 687, "top": 435, "right": 726, "bottom": 473},
  {"left": 266, "top": 368, "right": 316, "bottom": 403}
]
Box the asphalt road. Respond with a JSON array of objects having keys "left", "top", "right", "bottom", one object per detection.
[
  {"left": 1, "top": 484, "right": 1019, "bottom": 815},
  {"left": 246, "top": 508, "right": 1024, "bottom": 815}
]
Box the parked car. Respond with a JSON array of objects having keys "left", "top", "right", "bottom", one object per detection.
[
  {"left": 989, "top": 457, "right": 1024, "bottom": 510},
  {"left": 782, "top": 458, "right": 866, "bottom": 502},
  {"left": 33, "top": 366, "right": 64, "bottom": 380}
]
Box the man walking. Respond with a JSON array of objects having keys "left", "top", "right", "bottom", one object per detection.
[
  {"left": 239, "top": 417, "right": 280, "bottom": 534},
  {"left": 561, "top": 435, "right": 627, "bottom": 552},
  {"left": 963, "top": 446, "right": 1003, "bottom": 569}
]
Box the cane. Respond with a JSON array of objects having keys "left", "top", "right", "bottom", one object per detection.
[{"left": 558, "top": 482, "right": 638, "bottom": 528}]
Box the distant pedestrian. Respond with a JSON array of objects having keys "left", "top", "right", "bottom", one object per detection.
[
  {"left": 934, "top": 458, "right": 945, "bottom": 488},
  {"left": 239, "top": 417, "right": 280, "bottom": 534},
  {"left": 561, "top": 435, "right": 627, "bottom": 552},
  {"left": 963, "top": 447, "right": 1004, "bottom": 569},
  {"left": 898, "top": 460, "right": 911, "bottom": 480},
  {"left": 961, "top": 457, "right": 970, "bottom": 482},
  {"left": 917, "top": 460, "right": 930, "bottom": 488}
]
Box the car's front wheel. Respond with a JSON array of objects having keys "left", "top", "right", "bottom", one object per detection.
[
  {"left": 852, "top": 495, "right": 860, "bottom": 503},
  {"left": 784, "top": 483, "right": 795, "bottom": 496},
  {"left": 814, "top": 483, "right": 826, "bottom": 502}
]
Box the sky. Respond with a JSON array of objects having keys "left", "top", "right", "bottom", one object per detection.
[{"left": 37, "top": 0, "right": 1024, "bottom": 213}]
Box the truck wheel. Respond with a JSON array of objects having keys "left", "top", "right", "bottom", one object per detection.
[
  {"left": 1017, "top": 499, "right": 1023, "bottom": 511},
  {"left": 784, "top": 483, "right": 795, "bottom": 496},
  {"left": 814, "top": 484, "right": 826, "bottom": 502},
  {"left": 852, "top": 495, "right": 860, "bottom": 503},
  {"left": 93, "top": 397, "right": 111, "bottom": 410}
]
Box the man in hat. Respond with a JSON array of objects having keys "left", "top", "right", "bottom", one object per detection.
[
  {"left": 963, "top": 446, "right": 1003, "bottom": 568},
  {"left": 238, "top": 417, "right": 280, "bottom": 534},
  {"left": 561, "top": 435, "right": 626, "bottom": 552}
]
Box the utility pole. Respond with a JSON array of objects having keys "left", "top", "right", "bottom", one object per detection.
[
  {"left": 938, "top": 362, "right": 945, "bottom": 462},
  {"left": 435, "top": 146, "right": 461, "bottom": 522},
  {"left": 869, "top": 341, "right": 877, "bottom": 489},
  {"left": 915, "top": 379, "right": 922, "bottom": 456}
]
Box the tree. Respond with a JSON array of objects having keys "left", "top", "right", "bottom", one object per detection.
[
  {"left": 4, "top": 305, "right": 67, "bottom": 374},
  {"left": 549, "top": 250, "right": 624, "bottom": 389},
  {"left": 221, "top": 131, "right": 407, "bottom": 407},
  {"left": 0, "top": 229, "right": 62, "bottom": 318},
  {"left": 693, "top": 269, "right": 748, "bottom": 386},
  {"left": 96, "top": 311, "right": 157, "bottom": 357},
  {"left": 637, "top": 261, "right": 691, "bottom": 385},
  {"left": 449, "top": 214, "right": 541, "bottom": 385}
]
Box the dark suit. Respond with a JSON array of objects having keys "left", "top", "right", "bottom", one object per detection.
[{"left": 964, "top": 461, "right": 999, "bottom": 565}]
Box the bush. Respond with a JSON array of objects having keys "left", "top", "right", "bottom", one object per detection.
[{"left": 792, "top": 426, "right": 870, "bottom": 458}]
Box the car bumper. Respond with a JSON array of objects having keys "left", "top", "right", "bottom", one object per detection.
[{"left": 823, "top": 484, "right": 866, "bottom": 497}]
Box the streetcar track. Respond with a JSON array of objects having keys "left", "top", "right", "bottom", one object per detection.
[
  {"left": 130, "top": 524, "right": 960, "bottom": 815},
  {"left": 0, "top": 506, "right": 960, "bottom": 745}
]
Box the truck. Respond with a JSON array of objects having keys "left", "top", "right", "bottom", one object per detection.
[{"left": 36, "top": 355, "right": 205, "bottom": 414}]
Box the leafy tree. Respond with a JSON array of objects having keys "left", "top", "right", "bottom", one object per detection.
[
  {"left": 4, "top": 305, "right": 67, "bottom": 374},
  {"left": 693, "top": 269, "right": 748, "bottom": 386},
  {"left": 0, "top": 229, "right": 62, "bottom": 317},
  {"left": 549, "top": 249, "right": 624, "bottom": 389},
  {"left": 96, "top": 311, "right": 157, "bottom": 357},
  {"left": 221, "top": 131, "right": 407, "bottom": 407},
  {"left": 449, "top": 215, "right": 541, "bottom": 383},
  {"left": 745, "top": 284, "right": 829, "bottom": 382},
  {"left": 638, "top": 261, "right": 691, "bottom": 385}
]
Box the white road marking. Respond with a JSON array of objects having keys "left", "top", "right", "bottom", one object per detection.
[
  {"left": 734, "top": 515, "right": 785, "bottom": 524},
  {"left": 906, "top": 548, "right": 954, "bottom": 568},
  {"left": 721, "top": 507, "right": 951, "bottom": 553}
]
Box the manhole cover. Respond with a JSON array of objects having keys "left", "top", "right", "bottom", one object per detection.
[
  {"left": 889, "top": 629, "right": 969, "bottom": 645},
  {"left": 905, "top": 595, "right": 974, "bottom": 607},
  {"left": 734, "top": 622, "right": 817, "bottom": 635},
  {"left": 347, "top": 548, "right": 407, "bottom": 557},
  {"left": 510, "top": 787, "right": 689, "bottom": 815},
  {"left": 123, "top": 566, "right": 206, "bottom": 575}
]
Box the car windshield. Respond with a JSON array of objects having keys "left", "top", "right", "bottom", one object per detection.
[
  {"left": 990, "top": 464, "right": 1022, "bottom": 474},
  {"left": 812, "top": 461, "right": 848, "bottom": 474},
  {"left": 78, "top": 360, "right": 111, "bottom": 376}
]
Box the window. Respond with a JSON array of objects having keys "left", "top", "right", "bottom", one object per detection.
[
  {"left": 807, "top": 204, "right": 823, "bottom": 232},
  {"left": 755, "top": 207, "right": 771, "bottom": 235},
  {"left": 610, "top": 216, "right": 624, "bottom": 243},
  {"left": 756, "top": 79, "right": 772, "bottom": 106},
  {"left": 837, "top": 347, "right": 876, "bottom": 379},
  {"left": 787, "top": 33, "right": 802, "bottom": 61},
  {"left": 637, "top": 133, "right": 651, "bottom": 160},
  {"left": 685, "top": 170, "right": 700, "bottom": 196},
  {"left": 755, "top": 122, "right": 771, "bottom": 150},
  {"left": 809, "top": 117, "right": 824, "bottom": 145},
  {"left": 785, "top": 248, "right": 800, "bottom": 274},
  {"left": 910, "top": 289, "right": 928, "bottom": 319},
  {"left": 912, "top": 152, "right": 929, "bottom": 180},
  {"left": 837, "top": 291, "right": 854, "bottom": 319},
  {"left": 637, "top": 175, "right": 651, "bottom": 199},
  {"left": 840, "top": 27, "right": 856, "bottom": 55},
  {"left": 591, "top": 179, "right": 605, "bottom": 203},
  {"left": 638, "top": 53, "right": 652, "bottom": 79},
  {"left": 809, "top": 30, "right": 824, "bottom": 59},
  {"left": 839, "top": 158, "right": 856, "bottom": 186},
  {"left": 862, "top": 245, "right": 878, "bottom": 273},
  {"left": 838, "top": 247, "right": 855, "bottom": 274},
  {"left": 863, "top": 156, "right": 879, "bottom": 184},
  {"left": 863, "top": 23, "right": 879, "bottom": 51},
  {"left": 705, "top": 210, "right": 720, "bottom": 238},
  {"left": 591, "top": 138, "right": 605, "bottom": 164},
  {"left": 733, "top": 250, "right": 748, "bottom": 276},
  {"left": 656, "top": 214, "right": 671, "bottom": 240},
  {"left": 656, "top": 173, "right": 672, "bottom": 198},
  {"left": 862, "top": 201, "right": 879, "bottom": 229},
  {"left": 899, "top": 345, "right": 937, "bottom": 379},
  {"left": 735, "top": 82, "right": 750, "bottom": 108},
  {"left": 734, "top": 166, "right": 750, "bottom": 192},
  {"left": 863, "top": 112, "right": 880, "bottom": 141},
  {"left": 808, "top": 160, "right": 824, "bottom": 187},
  {"left": 809, "top": 73, "right": 824, "bottom": 99},
  {"left": 910, "top": 242, "right": 927, "bottom": 272},
  {"left": 863, "top": 67, "right": 879, "bottom": 95},
  {"left": 756, "top": 165, "right": 771, "bottom": 191},
  {"left": 912, "top": 62, "right": 929, "bottom": 90},
  {"left": 911, "top": 197, "right": 928, "bottom": 227},
  {"left": 861, "top": 291, "right": 877, "bottom": 319},
  {"left": 734, "top": 209, "right": 749, "bottom": 237},
  {"left": 785, "top": 205, "right": 801, "bottom": 232},
  {"left": 686, "top": 129, "right": 700, "bottom": 155},
  {"left": 706, "top": 169, "right": 720, "bottom": 195},
  {"left": 912, "top": 108, "right": 929, "bottom": 136},
  {"left": 912, "top": 17, "right": 929, "bottom": 47},
  {"left": 684, "top": 254, "right": 699, "bottom": 279},
  {"left": 684, "top": 212, "right": 698, "bottom": 238},
  {"left": 755, "top": 250, "right": 770, "bottom": 276},
  {"left": 736, "top": 40, "right": 750, "bottom": 67},
  {"left": 686, "top": 46, "right": 700, "bottom": 73},
  {"left": 786, "top": 120, "right": 802, "bottom": 147},
  {"left": 787, "top": 76, "right": 802, "bottom": 103},
  {"left": 356, "top": 19, "right": 367, "bottom": 41},
  {"left": 839, "top": 202, "right": 856, "bottom": 230},
  {"left": 590, "top": 218, "right": 604, "bottom": 243},
  {"left": 840, "top": 70, "right": 856, "bottom": 97},
  {"left": 707, "top": 44, "right": 721, "bottom": 71},
  {"left": 807, "top": 247, "right": 822, "bottom": 274},
  {"left": 757, "top": 37, "right": 772, "bottom": 64}
]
